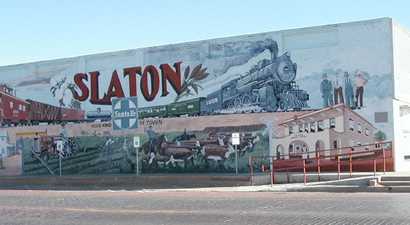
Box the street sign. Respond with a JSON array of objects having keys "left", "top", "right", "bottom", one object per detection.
[
  {"left": 232, "top": 132, "right": 240, "bottom": 145},
  {"left": 231, "top": 132, "right": 240, "bottom": 175},
  {"left": 133, "top": 136, "right": 140, "bottom": 148},
  {"left": 56, "top": 139, "right": 64, "bottom": 176},
  {"left": 56, "top": 140, "right": 64, "bottom": 157},
  {"left": 133, "top": 135, "right": 141, "bottom": 176},
  {"left": 112, "top": 97, "right": 138, "bottom": 130}
]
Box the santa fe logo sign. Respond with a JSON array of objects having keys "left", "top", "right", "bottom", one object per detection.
[{"left": 111, "top": 97, "right": 138, "bottom": 130}]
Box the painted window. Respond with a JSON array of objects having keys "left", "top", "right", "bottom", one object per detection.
[
  {"left": 349, "top": 118, "right": 354, "bottom": 131},
  {"left": 357, "top": 123, "right": 362, "bottom": 134},
  {"left": 304, "top": 123, "right": 309, "bottom": 133},
  {"left": 289, "top": 126, "right": 294, "bottom": 135},
  {"left": 317, "top": 120, "right": 324, "bottom": 132},
  {"left": 329, "top": 118, "right": 336, "bottom": 128},
  {"left": 333, "top": 140, "right": 338, "bottom": 149},
  {"left": 310, "top": 122, "right": 316, "bottom": 132},
  {"left": 9, "top": 102, "right": 13, "bottom": 109}
]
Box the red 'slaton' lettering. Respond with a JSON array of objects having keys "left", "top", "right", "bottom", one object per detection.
[
  {"left": 140, "top": 65, "right": 160, "bottom": 101},
  {"left": 72, "top": 62, "right": 184, "bottom": 105},
  {"left": 72, "top": 73, "right": 89, "bottom": 101},
  {"left": 160, "top": 62, "right": 182, "bottom": 96}
]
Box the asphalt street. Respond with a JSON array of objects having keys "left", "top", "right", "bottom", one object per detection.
[{"left": 0, "top": 190, "right": 409, "bottom": 225}]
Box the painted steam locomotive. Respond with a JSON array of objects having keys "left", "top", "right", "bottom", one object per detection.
[
  {"left": 138, "top": 41, "right": 309, "bottom": 119},
  {"left": 203, "top": 48, "right": 309, "bottom": 114}
]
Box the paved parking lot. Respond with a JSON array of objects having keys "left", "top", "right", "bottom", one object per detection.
[{"left": 0, "top": 190, "right": 409, "bottom": 225}]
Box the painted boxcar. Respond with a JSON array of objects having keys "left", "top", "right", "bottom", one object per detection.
[{"left": 0, "top": 85, "right": 29, "bottom": 125}]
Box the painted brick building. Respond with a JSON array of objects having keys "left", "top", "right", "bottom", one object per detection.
[{"left": 273, "top": 104, "right": 376, "bottom": 159}]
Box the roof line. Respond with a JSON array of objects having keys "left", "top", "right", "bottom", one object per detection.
[{"left": 280, "top": 104, "right": 376, "bottom": 129}]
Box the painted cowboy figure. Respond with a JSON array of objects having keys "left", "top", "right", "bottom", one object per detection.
[
  {"left": 333, "top": 73, "right": 344, "bottom": 105},
  {"left": 344, "top": 72, "right": 355, "bottom": 108},
  {"left": 320, "top": 73, "right": 333, "bottom": 107},
  {"left": 355, "top": 71, "right": 368, "bottom": 109},
  {"left": 145, "top": 126, "right": 158, "bottom": 155}
]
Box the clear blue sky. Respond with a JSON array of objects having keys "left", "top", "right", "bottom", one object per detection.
[{"left": 1, "top": 0, "right": 409, "bottom": 66}]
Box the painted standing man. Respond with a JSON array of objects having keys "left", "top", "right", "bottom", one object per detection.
[
  {"left": 333, "top": 73, "right": 344, "bottom": 105},
  {"left": 344, "top": 72, "right": 355, "bottom": 108},
  {"left": 320, "top": 73, "right": 333, "bottom": 107},
  {"left": 59, "top": 123, "right": 71, "bottom": 156},
  {"left": 355, "top": 71, "right": 368, "bottom": 109},
  {"left": 145, "top": 126, "right": 158, "bottom": 164}
]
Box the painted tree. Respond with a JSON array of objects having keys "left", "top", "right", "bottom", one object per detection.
[
  {"left": 374, "top": 130, "right": 386, "bottom": 141},
  {"left": 174, "top": 64, "right": 209, "bottom": 102}
]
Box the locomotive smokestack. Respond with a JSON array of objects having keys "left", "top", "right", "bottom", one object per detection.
[{"left": 265, "top": 39, "right": 278, "bottom": 60}]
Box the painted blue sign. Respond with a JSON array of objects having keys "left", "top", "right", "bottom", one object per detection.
[{"left": 111, "top": 97, "right": 138, "bottom": 130}]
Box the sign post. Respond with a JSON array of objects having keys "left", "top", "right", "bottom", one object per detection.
[
  {"left": 112, "top": 97, "right": 140, "bottom": 177},
  {"left": 56, "top": 140, "right": 63, "bottom": 176},
  {"left": 133, "top": 136, "right": 140, "bottom": 176},
  {"left": 232, "top": 133, "right": 240, "bottom": 175}
]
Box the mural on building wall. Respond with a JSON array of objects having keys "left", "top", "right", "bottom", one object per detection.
[
  {"left": 0, "top": 38, "right": 310, "bottom": 128},
  {"left": 0, "top": 19, "right": 396, "bottom": 174},
  {"left": 319, "top": 71, "right": 369, "bottom": 109},
  {"left": 0, "top": 130, "right": 21, "bottom": 176},
  {"left": 21, "top": 125, "right": 269, "bottom": 175}
]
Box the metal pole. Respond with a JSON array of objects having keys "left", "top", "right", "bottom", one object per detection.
[
  {"left": 316, "top": 153, "right": 320, "bottom": 182},
  {"left": 383, "top": 147, "right": 386, "bottom": 174},
  {"left": 349, "top": 151, "right": 353, "bottom": 177},
  {"left": 136, "top": 147, "right": 139, "bottom": 176},
  {"left": 337, "top": 156, "right": 340, "bottom": 180},
  {"left": 249, "top": 156, "right": 253, "bottom": 186},
  {"left": 59, "top": 154, "right": 62, "bottom": 176},
  {"left": 303, "top": 159, "right": 307, "bottom": 185},
  {"left": 235, "top": 145, "right": 238, "bottom": 175},
  {"left": 268, "top": 122, "right": 273, "bottom": 171},
  {"left": 271, "top": 156, "right": 274, "bottom": 186}
]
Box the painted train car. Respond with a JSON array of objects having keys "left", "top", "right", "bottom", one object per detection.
[
  {"left": 138, "top": 98, "right": 203, "bottom": 119},
  {"left": 85, "top": 108, "right": 112, "bottom": 122},
  {"left": 0, "top": 84, "right": 85, "bottom": 126},
  {"left": 0, "top": 85, "right": 29, "bottom": 125},
  {"left": 26, "top": 100, "right": 85, "bottom": 123}
]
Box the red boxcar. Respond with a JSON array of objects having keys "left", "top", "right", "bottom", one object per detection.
[
  {"left": 26, "top": 99, "right": 85, "bottom": 123},
  {"left": 0, "top": 89, "right": 29, "bottom": 125},
  {"left": 26, "top": 99, "right": 61, "bottom": 122}
]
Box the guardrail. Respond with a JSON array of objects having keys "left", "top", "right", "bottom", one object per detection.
[{"left": 249, "top": 141, "right": 392, "bottom": 185}]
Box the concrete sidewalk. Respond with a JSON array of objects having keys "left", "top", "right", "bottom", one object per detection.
[
  {"left": 2, "top": 172, "right": 409, "bottom": 192},
  {"left": 139, "top": 175, "right": 410, "bottom": 193}
]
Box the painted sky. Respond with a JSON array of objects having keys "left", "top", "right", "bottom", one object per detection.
[{"left": 0, "top": 0, "right": 409, "bottom": 66}]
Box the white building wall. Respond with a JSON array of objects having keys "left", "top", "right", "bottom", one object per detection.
[{"left": 392, "top": 21, "right": 410, "bottom": 171}]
